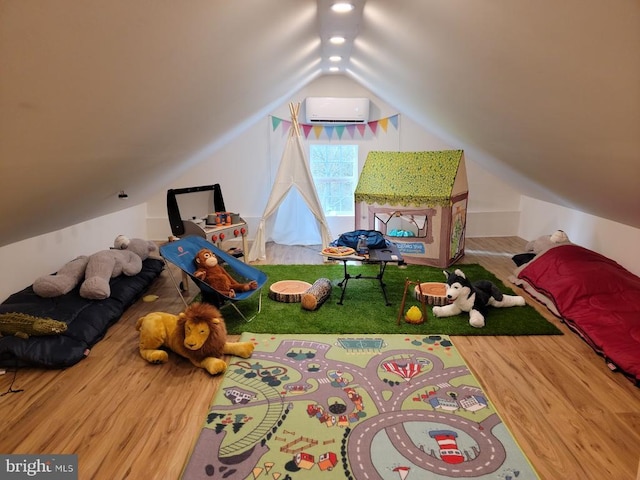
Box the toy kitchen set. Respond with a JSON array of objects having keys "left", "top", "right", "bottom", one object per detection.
[{"left": 166, "top": 184, "right": 248, "bottom": 260}]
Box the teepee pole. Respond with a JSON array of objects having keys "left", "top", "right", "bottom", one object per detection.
[{"left": 289, "top": 102, "right": 301, "bottom": 137}]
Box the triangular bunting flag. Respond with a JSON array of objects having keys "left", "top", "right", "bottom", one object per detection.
[
  {"left": 379, "top": 117, "right": 389, "bottom": 132},
  {"left": 281, "top": 120, "right": 291, "bottom": 137},
  {"left": 389, "top": 114, "right": 399, "bottom": 129},
  {"left": 346, "top": 124, "right": 356, "bottom": 138},
  {"left": 302, "top": 124, "right": 313, "bottom": 138},
  {"left": 356, "top": 124, "right": 366, "bottom": 136},
  {"left": 313, "top": 125, "right": 323, "bottom": 139},
  {"left": 271, "top": 116, "right": 281, "bottom": 131},
  {"left": 324, "top": 125, "right": 334, "bottom": 139},
  {"left": 335, "top": 125, "right": 345, "bottom": 139},
  {"left": 368, "top": 120, "right": 379, "bottom": 135}
]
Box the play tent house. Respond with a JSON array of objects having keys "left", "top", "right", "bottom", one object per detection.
[
  {"left": 354, "top": 150, "right": 468, "bottom": 267},
  {"left": 247, "top": 103, "right": 332, "bottom": 261}
]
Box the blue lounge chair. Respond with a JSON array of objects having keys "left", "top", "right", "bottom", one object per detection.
[{"left": 159, "top": 235, "right": 267, "bottom": 322}]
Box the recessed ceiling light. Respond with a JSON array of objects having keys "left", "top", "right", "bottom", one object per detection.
[
  {"left": 329, "top": 36, "right": 346, "bottom": 45},
  {"left": 329, "top": 66, "right": 340, "bottom": 72},
  {"left": 331, "top": 2, "right": 354, "bottom": 13},
  {"left": 329, "top": 55, "right": 342, "bottom": 62}
]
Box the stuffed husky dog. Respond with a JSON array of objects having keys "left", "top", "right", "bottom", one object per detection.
[{"left": 433, "top": 269, "right": 526, "bottom": 328}]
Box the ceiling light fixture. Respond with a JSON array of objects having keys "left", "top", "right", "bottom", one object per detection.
[
  {"left": 331, "top": 2, "right": 354, "bottom": 13},
  {"left": 329, "top": 55, "right": 342, "bottom": 62},
  {"left": 329, "top": 66, "right": 340, "bottom": 72},
  {"left": 329, "top": 35, "right": 346, "bottom": 45}
]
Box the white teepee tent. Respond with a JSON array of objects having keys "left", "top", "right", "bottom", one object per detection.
[{"left": 248, "top": 102, "right": 332, "bottom": 261}]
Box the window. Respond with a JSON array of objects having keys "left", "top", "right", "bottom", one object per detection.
[{"left": 309, "top": 144, "right": 358, "bottom": 216}]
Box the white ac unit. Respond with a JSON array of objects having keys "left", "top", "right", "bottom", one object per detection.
[{"left": 304, "top": 97, "right": 370, "bottom": 124}]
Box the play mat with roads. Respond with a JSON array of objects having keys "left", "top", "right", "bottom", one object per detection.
[{"left": 181, "top": 333, "right": 538, "bottom": 480}]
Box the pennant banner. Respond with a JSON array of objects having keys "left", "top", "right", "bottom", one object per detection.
[{"left": 271, "top": 114, "right": 400, "bottom": 140}]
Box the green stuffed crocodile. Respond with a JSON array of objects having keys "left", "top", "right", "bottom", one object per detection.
[{"left": 0, "top": 312, "right": 67, "bottom": 339}]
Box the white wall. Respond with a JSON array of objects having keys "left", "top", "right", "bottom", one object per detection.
[
  {"left": 0, "top": 205, "right": 148, "bottom": 302},
  {"left": 519, "top": 196, "right": 640, "bottom": 276},
  {"left": 146, "top": 75, "right": 522, "bottom": 242},
  {"left": 9, "top": 75, "right": 638, "bottom": 302}
]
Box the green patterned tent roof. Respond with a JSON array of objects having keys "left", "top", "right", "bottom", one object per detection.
[{"left": 354, "top": 150, "right": 465, "bottom": 207}]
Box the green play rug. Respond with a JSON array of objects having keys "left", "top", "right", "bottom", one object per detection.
[
  {"left": 195, "top": 263, "right": 561, "bottom": 336},
  {"left": 181, "top": 333, "right": 540, "bottom": 479}
]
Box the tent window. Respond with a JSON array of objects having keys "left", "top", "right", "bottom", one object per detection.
[{"left": 309, "top": 144, "right": 358, "bottom": 216}]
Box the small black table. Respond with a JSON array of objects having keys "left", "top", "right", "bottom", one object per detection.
[{"left": 329, "top": 243, "right": 404, "bottom": 306}]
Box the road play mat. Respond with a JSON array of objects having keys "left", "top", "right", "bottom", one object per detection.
[{"left": 181, "top": 333, "right": 538, "bottom": 479}]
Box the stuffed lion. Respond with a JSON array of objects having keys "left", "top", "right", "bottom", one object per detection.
[{"left": 135, "top": 302, "right": 254, "bottom": 375}]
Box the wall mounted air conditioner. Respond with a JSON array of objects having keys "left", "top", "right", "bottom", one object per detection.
[{"left": 304, "top": 97, "right": 370, "bottom": 124}]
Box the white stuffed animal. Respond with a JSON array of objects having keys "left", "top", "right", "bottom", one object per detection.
[
  {"left": 525, "top": 229, "right": 570, "bottom": 255},
  {"left": 433, "top": 269, "right": 526, "bottom": 328}
]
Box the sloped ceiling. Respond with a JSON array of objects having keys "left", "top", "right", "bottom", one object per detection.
[{"left": 1, "top": 0, "right": 638, "bottom": 247}]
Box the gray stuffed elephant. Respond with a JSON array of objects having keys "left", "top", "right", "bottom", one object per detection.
[{"left": 33, "top": 236, "right": 157, "bottom": 300}]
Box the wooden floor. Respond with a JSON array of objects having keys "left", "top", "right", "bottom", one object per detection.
[{"left": 1, "top": 237, "right": 639, "bottom": 479}]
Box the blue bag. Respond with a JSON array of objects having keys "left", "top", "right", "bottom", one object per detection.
[{"left": 335, "top": 230, "right": 387, "bottom": 250}]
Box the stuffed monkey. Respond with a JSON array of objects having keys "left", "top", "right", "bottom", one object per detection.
[{"left": 193, "top": 248, "right": 257, "bottom": 298}]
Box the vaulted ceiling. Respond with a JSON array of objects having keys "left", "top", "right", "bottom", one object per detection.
[{"left": 1, "top": 0, "right": 638, "bottom": 247}]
